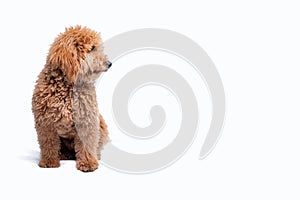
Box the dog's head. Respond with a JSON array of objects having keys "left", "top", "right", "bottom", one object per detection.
[{"left": 47, "top": 26, "right": 111, "bottom": 83}]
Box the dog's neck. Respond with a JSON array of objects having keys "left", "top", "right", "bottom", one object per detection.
[{"left": 74, "top": 79, "right": 96, "bottom": 88}]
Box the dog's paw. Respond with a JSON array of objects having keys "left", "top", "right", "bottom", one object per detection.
[
  {"left": 39, "top": 159, "right": 60, "bottom": 168},
  {"left": 76, "top": 159, "right": 99, "bottom": 172}
]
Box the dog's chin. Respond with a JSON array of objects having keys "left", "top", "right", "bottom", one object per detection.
[
  {"left": 103, "top": 67, "right": 109, "bottom": 72},
  {"left": 93, "top": 69, "right": 108, "bottom": 74}
]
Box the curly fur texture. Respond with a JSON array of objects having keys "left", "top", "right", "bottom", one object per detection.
[{"left": 32, "top": 26, "right": 110, "bottom": 172}]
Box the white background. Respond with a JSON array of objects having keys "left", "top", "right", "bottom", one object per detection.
[{"left": 0, "top": 0, "right": 299, "bottom": 199}]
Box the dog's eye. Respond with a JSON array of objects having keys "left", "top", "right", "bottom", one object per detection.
[{"left": 90, "top": 46, "right": 95, "bottom": 52}]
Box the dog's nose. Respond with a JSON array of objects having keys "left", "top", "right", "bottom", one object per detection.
[{"left": 106, "top": 61, "right": 112, "bottom": 68}]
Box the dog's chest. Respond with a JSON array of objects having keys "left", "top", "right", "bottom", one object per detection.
[
  {"left": 72, "top": 84, "right": 99, "bottom": 122},
  {"left": 51, "top": 84, "right": 76, "bottom": 138},
  {"left": 55, "top": 116, "right": 76, "bottom": 138}
]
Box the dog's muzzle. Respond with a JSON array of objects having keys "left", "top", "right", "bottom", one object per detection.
[{"left": 106, "top": 61, "right": 112, "bottom": 68}]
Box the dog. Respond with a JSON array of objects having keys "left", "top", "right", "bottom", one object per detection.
[{"left": 32, "top": 26, "right": 111, "bottom": 172}]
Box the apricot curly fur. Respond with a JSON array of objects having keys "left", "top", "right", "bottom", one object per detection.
[{"left": 32, "top": 26, "right": 110, "bottom": 172}]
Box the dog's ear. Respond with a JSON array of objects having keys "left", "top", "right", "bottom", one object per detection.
[
  {"left": 48, "top": 43, "right": 80, "bottom": 83},
  {"left": 47, "top": 26, "right": 101, "bottom": 83}
]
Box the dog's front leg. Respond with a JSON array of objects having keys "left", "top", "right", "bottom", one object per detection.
[
  {"left": 37, "top": 127, "right": 61, "bottom": 168},
  {"left": 73, "top": 90, "right": 100, "bottom": 172},
  {"left": 74, "top": 131, "right": 99, "bottom": 172}
]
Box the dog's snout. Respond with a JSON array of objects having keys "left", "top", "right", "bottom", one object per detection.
[{"left": 106, "top": 61, "right": 112, "bottom": 68}]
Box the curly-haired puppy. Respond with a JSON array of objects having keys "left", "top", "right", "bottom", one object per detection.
[{"left": 32, "top": 26, "right": 111, "bottom": 172}]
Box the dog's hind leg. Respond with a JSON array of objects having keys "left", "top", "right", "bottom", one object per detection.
[{"left": 97, "top": 114, "right": 109, "bottom": 160}]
